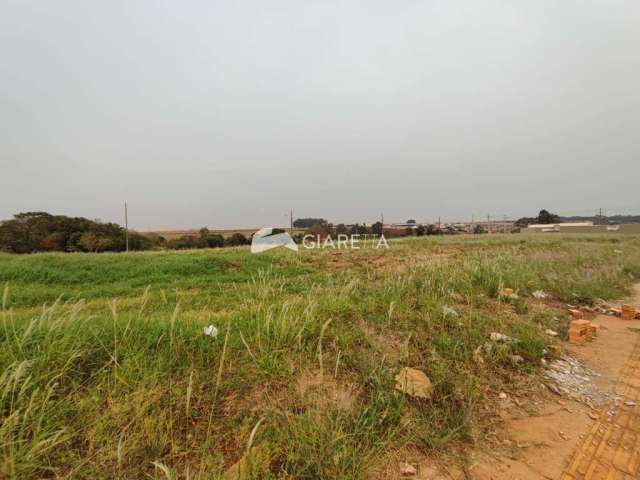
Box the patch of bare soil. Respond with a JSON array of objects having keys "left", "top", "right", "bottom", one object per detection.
[
  {"left": 376, "top": 285, "right": 640, "bottom": 480},
  {"left": 462, "top": 288, "right": 640, "bottom": 480}
]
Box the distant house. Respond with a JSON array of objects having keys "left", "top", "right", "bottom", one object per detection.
[
  {"left": 382, "top": 224, "right": 415, "bottom": 236},
  {"left": 525, "top": 222, "right": 640, "bottom": 234}
]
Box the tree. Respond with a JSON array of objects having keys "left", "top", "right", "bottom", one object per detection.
[
  {"left": 515, "top": 217, "right": 536, "bottom": 227},
  {"left": 198, "top": 234, "right": 224, "bottom": 248},
  {"left": 225, "top": 233, "right": 249, "bottom": 247},
  {"left": 416, "top": 225, "right": 426, "bottom": 236},
  {"left": 293, "top": 218, "right": 327, "bottom": 228},
  {"left": 167, "top": 236, "right": 198, "bottom": 250},
  {"left": 306, "top": 224, "right": 331, "bottom": 238},
  {"left": 536, "top": 210, "right": 560, "bottom": 225},
  {"left": 335, "top": 224, "right": 348, "bottom": 235},
  {"left": 0, "top": 212, "right": 159, "bottom": 253},
  {"left": 406, "top": 219, "right": 416, "bottom": 224},
  {"left": 515, "top": 210, "right": 560, "bottom": 226},
  {"left": 371, "top": 222, "right": 383, "bottom": 235},
  {"left": 425, "top": 224, "right": 440, "bottom": 235},
  {"left": 473, "top": 224, "right": 487, "bottom": 234},
  {"left": 350, "top": 224, "right": 369, "bottom": 235},
  {"left": 40, "top": 232, "right": 67, "bottom": 251}
]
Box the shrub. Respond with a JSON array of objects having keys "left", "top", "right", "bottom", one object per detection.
[{"left": 225, "top": 233, "right": 249, "bottom": 247}]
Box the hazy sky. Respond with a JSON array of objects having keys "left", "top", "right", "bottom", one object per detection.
[{"left": 2, "top": 1, "right": 639, "bottom": 230}]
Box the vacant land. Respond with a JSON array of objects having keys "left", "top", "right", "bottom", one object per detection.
[
  {"left": 1, "top": 235, "right": 640, "bottom": 479},
  {"left": 142, "top": 228, "right": 307, "bottom": 240}
]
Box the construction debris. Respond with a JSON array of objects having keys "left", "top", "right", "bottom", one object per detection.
[
  {"left": 544, "top": 356, "right": 606, "bottom": 407},
  {"left": 499, "top": 288, "right": 518, "bottom": 300},
  {"left": 490, "top": 332, "right": 515, "bottom": 343},
  {"left": 510, "top": 355, "right": 524, "bottom": 364},
  {"left": 395, "top": 368, "right": 433, "bottom": 399},
  {"left": 568, "top": 309, "right": 584, "bottom": 320},
  {"left": 568, "top": 319, "right": 595, "bottom": 344},
  {"left": 602, "top": 303, "right": 639, "bottom": 319},
  {"left": 621, "top": 304, "right": 637, "bottom": 320},
  {"left": 592, "top": 299, "right": 613, "bottom": 314}
]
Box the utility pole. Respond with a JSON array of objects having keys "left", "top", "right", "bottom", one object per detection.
[
  {"left": 290, "top": 209, "right": 293, "bottom": 236},
  {"left": 124, "top": 201, "right": 129, "bottom": 253}
]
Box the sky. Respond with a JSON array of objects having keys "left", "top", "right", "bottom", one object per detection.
[{"left": 1, "top": 0, "right": 639, "bottom": 230}]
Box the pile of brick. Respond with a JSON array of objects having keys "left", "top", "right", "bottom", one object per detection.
[
  {"left": 608, "top": 304, "right": 640, "bottom": 320},
  {"left": 568, "top": 309, "right": 599, "bottom": 345},
  {"left": 622, "top": 304, "right": 638, "bottom": 320}
]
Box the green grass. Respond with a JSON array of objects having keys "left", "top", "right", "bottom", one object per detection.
[
  {"left": 0, "top": 249, "right": 310, "bottom": 307},
  {"left": 1, "top": 234, "right": 640, "bottom": 479}
]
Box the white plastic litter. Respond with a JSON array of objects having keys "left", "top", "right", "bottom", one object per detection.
[
  {"left": 545, "top": 329, "right": 559, "bottom": 337},
  {"left": 533, "top": 290, "right": 548, "bottom": 299},
  {"left": 490, "top": 332, "right": 514, "bottom": 343},
  {"left": 203, "top": 325, "right": 219, "bottom": 338}
]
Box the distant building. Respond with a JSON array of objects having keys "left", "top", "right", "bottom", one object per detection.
[{"left": 525, "top": 223, "right": 640, "bottom": 234}]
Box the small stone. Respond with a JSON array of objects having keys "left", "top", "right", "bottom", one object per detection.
[
  {"left": 395, "top": 368, "right": 433, "bottom": 399},
  {"left": 510, "top": 355, "right": 524, "bottom": 364},
  {"left": 499, "top": 392, "right": 508, "bottom": 400},
  {"left": 399, "top": 462, "right": 417, "bottom": 476},
  {"left": 499, "top": 288, "right": 519, "bottom": 300}
]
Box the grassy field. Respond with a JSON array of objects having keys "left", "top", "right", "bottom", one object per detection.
[
  {"left": 1, "top": 235, "right": 640, "bottom": 479},
  {"left": 141, "top": 228, "right": 307, "bottom": 240}
]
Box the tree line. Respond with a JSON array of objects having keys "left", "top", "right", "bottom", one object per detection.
[
  {"left": 0, "top": 212, "right": 155, "bottom": 253},
  {"left": 3, "top": 209, "right": 579, "bottom": 254},
  {"left": 0, "top": 213, "right": 251, "bottom": 254}
]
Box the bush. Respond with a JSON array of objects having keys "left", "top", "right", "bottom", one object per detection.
[
  {"left": 199, "top": 234, "right": 224, "bottom": 248},
  {"left": 225, "top": 233, "right": 249, "bottom": 247},
  {"left": 0, "top": 212, "right": 157, "bottom": 253},
  {"left": 293, "top": 218, "right": 327, "bottom": 228}
]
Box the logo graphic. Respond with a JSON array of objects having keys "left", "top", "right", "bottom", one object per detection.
[{"left": 251, "top": 227, "right": 299, "bottom": 254}]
